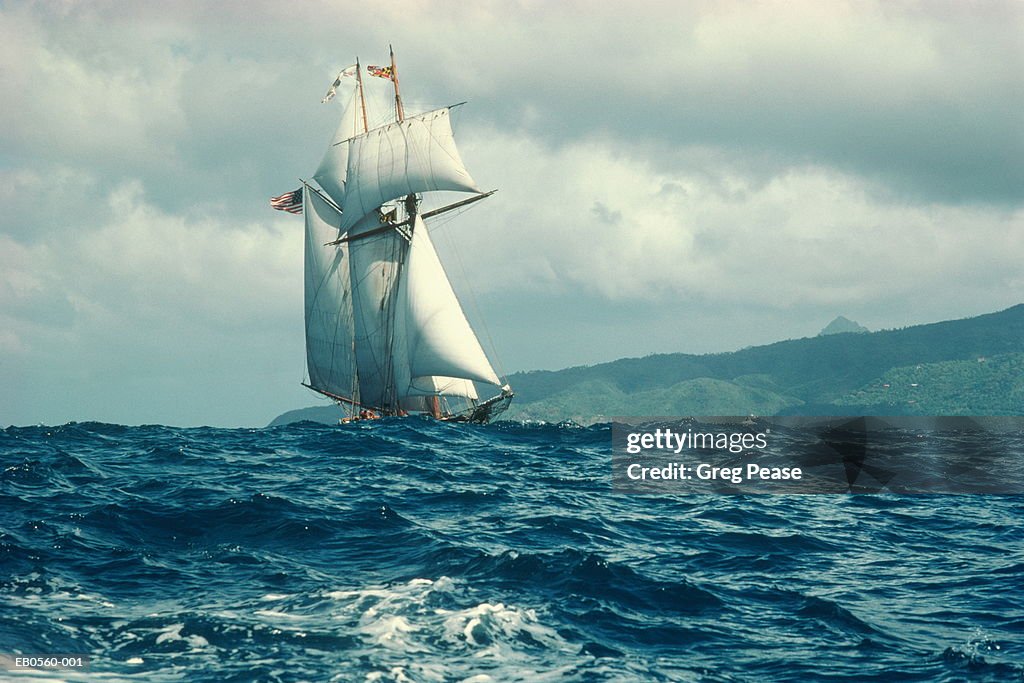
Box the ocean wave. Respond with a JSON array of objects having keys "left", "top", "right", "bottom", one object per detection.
[{"left": 1, "top": 421, "right": 1022, "bottom": 680}]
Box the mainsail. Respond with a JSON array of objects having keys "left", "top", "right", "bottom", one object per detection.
[
  {"left": 290, "top": 51, "right": 512, "bottom": 422},
  {"left": 347, "top": 212, "right": 407, "bottom": 411}
]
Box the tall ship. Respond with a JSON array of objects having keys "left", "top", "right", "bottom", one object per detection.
[{"left": 272, "top": 49, "right": 513, "bottom": 424}]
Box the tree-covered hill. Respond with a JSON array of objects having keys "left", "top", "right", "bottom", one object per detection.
[{"left": 503, "top": 305, "right": 1024, "bottom": 422}]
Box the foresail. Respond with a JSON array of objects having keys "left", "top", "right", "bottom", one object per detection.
[
  {"left": 313, "top": 88, "right": 360, "bottom": 208},
  {"left": 407, "top": 375, "right": 478, "bottom": 400},
  {"left": 394, "top": 215, "right": 502, "bottom": 388},
  {"left": 304, "top": 189, "right": 358, "bottom": 401},
  {"left": 339, "top": 107, "right": 481, "bottom": 232}
]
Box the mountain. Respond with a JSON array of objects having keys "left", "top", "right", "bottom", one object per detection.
[
  {"left": 501, "top": 304, "right": 1024, "bottom": 423},
  {"left": 819, "top": 315, "right": 869, "bottom": 335},
  {"left": 268, "top": 304, "right": 1024, "bottom": 425}
]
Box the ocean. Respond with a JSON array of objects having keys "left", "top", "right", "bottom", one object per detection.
[{"left": 1, "top": 419, "right": 1022, "bottom": 681}]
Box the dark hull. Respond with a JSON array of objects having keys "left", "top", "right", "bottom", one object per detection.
[
  {"left": 337, "top": 390, "right": 514, "bottom": 425},
  {"left": 441, "top": 391, "right": 514, "bottom": 425}
]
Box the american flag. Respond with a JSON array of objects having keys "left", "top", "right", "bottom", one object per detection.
[
  {"left": 270, "top": 188, "right": 303, "bottom": 214},
  {"left": 367, "top": 65, "right": 394, "bottom": 81}
]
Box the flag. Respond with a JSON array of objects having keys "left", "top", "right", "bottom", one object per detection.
[
  {"left": 367, "top": 65, "right": 394, "bottom": 81},
  {"left": 321, "top": 65, "right": 357, "bottom": 103},
  {"left": 270, "top": 188, "right": 303, "bottom": 214}
]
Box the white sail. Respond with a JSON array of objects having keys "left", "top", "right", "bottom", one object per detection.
[
  {"left": 339, "top": 107, "right": 481, "bottom": 232},
  {"left": 394, "top": 215, "right": 501, "bottom": 388},
  {"left": 407, "top": 375, "right": 479, "bottom": 400},
  {"left": 313, "top": 88, "right": 360, "bottom": 208},
  {"left": 347, "top": 214, "right": 409, "bottom": 410},
  {"left": 303, "top": 189, "right": 358, "bottom": 401}
]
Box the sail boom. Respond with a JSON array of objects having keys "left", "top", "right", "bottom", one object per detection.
[
  {"left": 325, "top": 190, "right": 497, "bottom": 246},
  {"left": 302, "top": 382, "right": 362, "bottom": 408},
  {"left": 302, "top": 180, "right": 342, "bottom": 214},
  {"left": 422, "top": 190, "right": 496, "bottom": 220},
  {"left": 328, "top": 221, "right": 404, "bottom": 246}
]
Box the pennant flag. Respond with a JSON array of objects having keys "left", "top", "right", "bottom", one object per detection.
[
  {"left": 367, "top": 65, "right": 394, "bottom": 81},
  {"left": 270, "top": 188, "right": 303, "bottom": 214},
  {"left": 321, "top": 65, "right": 357, "bottom": 103}
]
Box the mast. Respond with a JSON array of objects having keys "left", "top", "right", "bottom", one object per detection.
[
  {"left": 355, "top": 57, "right": 369, "bottom": 133},
  {"left": 428, "top": 396, "right": 443, "bottom": 419},
  {"left": 390, "top": 44, "right": 405, "bottom": 122},
  {"left": 386, "top": 45, "right": 411, "bottom": 414}
]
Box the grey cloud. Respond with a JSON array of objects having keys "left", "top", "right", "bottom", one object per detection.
[{"left": 1, "top": 0, "right": 1021, "bottom": 427}]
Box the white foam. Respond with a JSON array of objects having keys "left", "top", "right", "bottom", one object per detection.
[
  {"left": 186, "top": 634, "right": 210, "bottom": 650},
  {"left": 154, "top": 623, "right": 183, "bottom": 644},
  {"left": 359, "top": 615, "right": 422, "bottom": 652},
  {"left": 318, "top": 576, "right": 581, "bottom": 680},
  {"left": 254, "top": 609, "right": 305, "bottom": 621},
  {"left": 260, "top": 593, "right": 290, "bottom": 601}
]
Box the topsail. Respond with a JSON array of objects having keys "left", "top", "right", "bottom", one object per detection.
[
  {"left": 338, "top": 107, "right": 481, "bottom": 232},
  {"left": 312, "top": 88, "right": 360, "bottom": 207}
]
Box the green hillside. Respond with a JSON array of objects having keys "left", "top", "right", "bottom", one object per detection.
[
  {"left": 503, "top": 304, "right": 1024, "bottom": 423},
  {"left": 509, "top": 377, "right": 800, "bottom": 424},
  {"left": 837, "top": 353, "right": 1024, "bottom": 415}
]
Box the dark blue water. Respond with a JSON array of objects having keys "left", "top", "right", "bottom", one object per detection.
[{"left": 2, "top": 420, "right": 1022, "bottom": 681}]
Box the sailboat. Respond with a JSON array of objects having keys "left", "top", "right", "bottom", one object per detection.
[{"left": 277, "top": 49, "right": 513, "bottom": 424}]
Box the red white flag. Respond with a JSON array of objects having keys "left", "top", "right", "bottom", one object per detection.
[
  {"left": 367, "top": 64, "right": 394, "bottom": 81},
  {"left": 270, "top": 188, "right": 303, "bottom": 214}
]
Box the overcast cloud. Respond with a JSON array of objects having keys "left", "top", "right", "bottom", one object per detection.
[{"left": 1, "top": 0, "right": 1021, "bottom": 426}]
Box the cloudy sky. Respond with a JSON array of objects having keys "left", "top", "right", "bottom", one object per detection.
[{"left": 2, "top": 0, "right": 1022, "bottom": 427}]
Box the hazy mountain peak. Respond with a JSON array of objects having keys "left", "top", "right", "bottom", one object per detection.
[{"left": 819, "top": 316, "right": 870, "bottom": 336}]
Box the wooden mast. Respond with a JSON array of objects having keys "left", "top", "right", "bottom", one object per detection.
[
  {"left": 428, "top": 396, "right": 443, "bottom": 419},
  {"left": 389, "top": 44, "right": 405, "bottom": 122},
  {"left": 355, "top": 57, "right": 369, "bottom": 133},
  {"left": 388, "top": 45, "right": 421, "bottom": 416},
  {"left": 369, "top": 46, "right": 407, "bottom": 418}
]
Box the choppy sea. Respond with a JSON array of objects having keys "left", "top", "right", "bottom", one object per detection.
[{"left": 1, "top": 419, "right": 1022, "bottom": 681}]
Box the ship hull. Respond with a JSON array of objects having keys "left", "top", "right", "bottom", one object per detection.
[{"left": 440, "top": 391, "right": 514, "bottom": 425}]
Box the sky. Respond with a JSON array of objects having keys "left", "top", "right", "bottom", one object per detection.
[{"left": 1, "top": 0, "right": 1022, "bottom": 427}]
